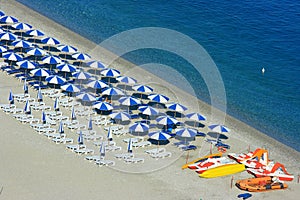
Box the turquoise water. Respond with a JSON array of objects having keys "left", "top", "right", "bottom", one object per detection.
[{"left": 15, "top": 0, "right": 300, "bottom": 151}]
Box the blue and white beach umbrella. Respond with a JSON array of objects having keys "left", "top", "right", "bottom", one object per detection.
[
  {"left": 87, "top": 80, "right": 108, "bottom": 89},
  {"left": 167, "top": 103, "right": 188, "bottom": 112},
  {"left": 41, "top": 111, "right": 46, "bottom": 124},
  {"left": 175, "top": 128, "right": 197, "bottom": 138},
  {"left": 58, "top": 121, "right": 64, "bottom": 134},
  {"left": 156, "top": 115, "right": 178, "bottom": 125},
  {"left": 41, "top": 37, "right": 60, "bottom": 46},
  {"left": 0, "top": 45, "right": 7, "bottom": 53},
  {"left": 100, "top": 68, "right": 120, "bottom": 77},
  {"left": 138, "top": 105, "right": 159, "bottom": 116},
  {"left": 186, "top": 112, "right": 206, "bottom": 121},
  {"left": 0, "top": 15, "right": 18, "bottom": 24},
  {"left": 0, "top": 32, "right": 17, "bottom": 41},
  {"left": 0, "top": 11, "right": 5, "bottom": 16},
  {"left": 118, "top": 96, "right": 141, "bottom": 106},
  {"left": 116, "top": 76, "right": 137, "bottom": 85},
  {"left": 71, "top": 52, "right": 91, "bottom": 61},
  {"left": 208, "top": 124, "right": 230, "bottom": 134},
  {"left": 78, "top": 130, "right": 84, "bottom": 144},
  {"left": 71, "top": 106, "right": 76, "bottom": 121},
  {"left": 26, "top": 47, "right": 47, "bottom": 56},
  {"left": 8, "top": 90, "right": 14, "bottom": 104},
  {"left": 88, "top": 117, "right": 93, "bottom": 130},
  {"left": 41, "top": 55, "right": 62, "bottom": 64},
  {"left": 110, "top": 111, "right": 131, "bottom": 121},
  {"left": 100, "top": 142, "right": 106, "bottom": 157},
  {"left": 12, "top": 22, "right": 32, "bottom": 31},
  {"left": 23, "top": 79, "right": 28, "bottom": 94},
  {"left": 132, "top": 84, "right": 153, "bottom": 93},
  {"left": 56, "top": 63, "right": 77, "bottom": 73},
  {"left": 16, "top": 60, "right": 36, "bottom": 70},
  {"left": 72, "top": 71, "right": 92, "bottom": 80},
  {"left": 54, "top": 97, "right": 59, "bottom": 111},
  {"left": 30, "top": 68, "right": 50, "bottom": 77},
  {"left": 11, "top": 39, "right": 32, "bottom": 48},
  {"left": 87, "top": 60, "right": 106, "bottom": 69},
  {"left": 61, "top": 83, "right": 80, "bottom": 93},
  {"left": 45, "top": 75, "right": 66, "bottom": 85},
  {"left": 148, "top": 131, "right": 171, "bottom": 141},
  {"left": 92, "top": 101, "right": 113, "bottom": 111},
  {"left": 2, "top": 52, "right": 23, "bottom": 61},
  {"left": 129, "top": 122, "right": 149, "bottom": 133},
  {"left": 101, "top": 87, "right": 125, "bottom": 96},
  {"left": 57, "top": 44, "right": 77, "bottom": 54},
  {"left": 107, "top": 127, "right": 113, "bottom": 141},
  {"left": 127, "top": 138, "right": 133, "bottom": 153},
  {"left": 24, "top": 100, "right": 31, "bottom": 114},
  {"left": 76, "top": 93, "right": 96, "bottom": 102},
  {"left": 37, "top": 87, "right": 43, "bottom": 102},
  {"left": 25, "top": 29, "right": 45, "bottom": 37}
]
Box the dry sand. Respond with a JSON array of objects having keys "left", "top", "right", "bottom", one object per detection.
[{"left": 0, "top": 1, "right": 299, "bottom": 199}]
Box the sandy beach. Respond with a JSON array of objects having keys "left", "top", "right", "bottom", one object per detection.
[{"left": 0, "top": 1, "right": 300, "bottom": 199}]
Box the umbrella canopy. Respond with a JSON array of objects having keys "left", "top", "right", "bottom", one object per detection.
[
  {"left": 167, "top": 103, "right": 188, "bottom": 112},
  {"left": 0, "top": 11, "right": 5, "bottom": 17},
  {"left": 45, "top": 75, "right": 66, "bottom": 85},
  {"left": 58, "top": 121, "right": 64, "bottom": 134},
  {"left": 71, "top": 106, "right": 76, "bottom": 121},
  {"left": 186, "top": 112, "right": 206, "bottom": 121},
  {"left": 56, "top": 63, "right": 77, "bottom": 73},
  {"left": 100, "top": 68, "right": 120, "bottom": 77},
  {"left": 57, "top": 44, "right": 77, "bottom": 54},
  {"left": 2, "top": 52, "right": 23, "bottom": 61},
  {"left": 110, "top": 111, "right": 131, "bottom": 121},
  {"left": 26, "top": 47, "right": 47, "bottom": 56},
  {"left": 8, "top": 90, "right": 14, "bottom": 104},
  {"left": 93, "top": 101, "right": 113, "bottom": 111},
  {"left": 138, "top": 105, "right": 159, "bottom": 116},
  {"left": 0, "top": 45, "right": 7, "bottom": 53},
  {"left": 12, "top": 22, "right": 32, "bottom": 31},
  {"left": 132, "top": 84, "right": 153, "bottom": 93},
  {"left": 71, "top": 52, "right": 91, "bottom": 61},
  {"left": 54, "top": 97, "right": 59, "bottom": 111},
  {"left": 76, "top": 92, "right": 96, "bottom": 102},
  {"left": 11, "top": 39, "right": 32, "bottom": 48},
  {"left": 156, "top": 115, "right": 178, "bottom": 125},
  {"left": 0, "top": 15, "right": 18, "bottom": 24},
  {"left": 72, "top": 71, "right": 92, "bottom": 80},
  {"left": 24, "top": 100, "right": 31, "bottom": 114},
  {"left": 87, "top": 80, "right": 108, "bottom": 89},
  {"left": 101, "top": 87, "right": 125, "bottom": 96},
  {"left": 116, "top": 76, "right": 137, "bottom": 85},
  {"left": 37, "top": 87, "right": 43, "bottom": 102},
  {"left": 0, "top": 32, "right": 17, "bottom": 41},
  {"left": 148, "top": 131, "right": 171, "bottom": 141},
  {"left": 41, "top": 37, "right": 60, "bottom": 46},
  {"left": 41, "top": 111, "right": 46, "bottom": 124},
  {"left": 16, "top": 60, "right": 37, "bottom": 70},
  {"left": 30, "top": 68, "right": 50, "bottom": 77},
  {"left": 129, "top": 122, "right": 149, "bottom": 133},
  {"left": 175, "top": 128, "right": 197, "bottom": 138},
  {"left": 41, "top": 55, "right": 62, "bottom": 64},
  {"left": 25, "top": 29, "right": 45, "bottom": 37},
  {"left": 61, "top": 83, "right": 80, "bottom": 93},
  {"left": 208, "top": 124, "right": 230, "bottom": 133},
  {"left": 87, "top": 60, "right": 106, "bottom": 69},
  {"left": 118, "top": 96, "right": 141, "bottom": 106}
]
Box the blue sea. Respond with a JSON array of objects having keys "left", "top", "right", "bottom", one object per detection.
[{"left": 16, "top": 0, "right": 300, "bottom": 151}]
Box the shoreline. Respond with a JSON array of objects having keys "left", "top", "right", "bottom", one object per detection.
[{"left": 1, "top": 1, "right": 300, "bottom": 199}]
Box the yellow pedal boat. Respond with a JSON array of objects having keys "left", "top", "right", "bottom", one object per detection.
[
  {"left": 199, "top": 163, "right": 245, "bottom": 178},
  {"left": 181, "top": 153, "right": 222, "bottom": 170}
]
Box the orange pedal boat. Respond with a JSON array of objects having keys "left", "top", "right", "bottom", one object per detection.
[{"left": 236, "top": 177, "right": 288, "bottom": 192}]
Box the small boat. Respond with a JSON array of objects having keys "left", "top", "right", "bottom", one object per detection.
[
  {"left": 228, "top": 148, "right": 269, "bottom": 165},
  {"left": 192, "top": 157, "right": 237, "bottom": 174},
  {"left": 236, "top": 176, "right": 288, "bottom": 192},
  {"left": 247, "top": 162, "right": 294, "bottom": 182},
  {"left": 181, "top": 152, "right": 222, "bottom": 170},
  {"left": 199, "top": 163, "right": 245, "bottom": 178}
]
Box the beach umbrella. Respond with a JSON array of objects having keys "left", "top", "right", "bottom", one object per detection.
[
  {"left": 208, "top": 124, "right": 230, "bottom": 134},
  {"left": 101, "top": 87, "right": 125, "bottom": 96},
  {"left": 0, "top": 45, "right": 7, "bottom": 53},
  {"left": 41, "top": 111, "right": 46, "bottom": 124},
  {"left": 148, "top": 94, "right": 169, "bottom": 104},
  {"left": 186, "top": 112, "right": 206, "bottom": 127},
  {"left": 0, "top": 11, "right": 5, "bottom": 17},
  {"left": 100, "top": 68, "right": 120, "bottom": 77},
  {"left": 76, "top": 92, "right": 96, "bottom": 102},
  {"left": 56, "top": 63, "right": 77, "bottom": 77},
  {"left": 78, "top": 130, "right": 84, "bottom": 144},
  {"left": 87, "top": 80, "right": 108, "bottom": 93},
  {"left": 0, "top": 32, "right": 17, "bottom": 41},
  {"left": 25, "top": 29, "right": 44, "bottom": 37},
  {"left": 0, "top": 15, "right": 18, "bottom": 24},
  {"left": 8, "top": 90, "right": 14, "bottom": 104},
  {"left": 71, "top": 106, "right": 76, "bottom": 121},
  {"left": 54, "top": 97, "right": 59, "bottom": 111},
  {"left": 26, "top": 47, "right": 47, "bottom": 57},
  {"left": 37, "top": 87, "right": 43, "bottom": 102},
  {"left": 132, "top": 84, "right": 153, "bottom": 93},
  {"left": 87, "top": 60, "right": 106, "bottom": 75},
  {"left": 110, "top": 111, "right": 131, "bottom": 121},
  {"left": 57, "top": 44, "right": 77, "bottom": 58},
  {"left": 58, "top": 121, "right": 64, "bottom": 134},
  {"left": 127, "top": 138, "right": 133, "bottom": 153},
  {"left": 176, "top": 128, "right": 197, "bottom": 138},
  {"left": 119, "top": 96, "right": 141, "bottom": 106},
  {"left": 12, "top": 22, "right": 32, "bottom": 31},
  {"left": 23, "top": 79, "right": 28, "bottom": 94},
  {"left": 88, "top": 116, "right": 93, "bottom": 130},
  {"left": 72, "top": 52, "right": 91, "bottom": 61},
  {"left": 41, "top": 55, "right": 62, "bottom": 69},
  {"left": 148, "top": 131, "right": 171, "bottom": 148},
  {"left": 41, "top": 36, "right": 60, "bottom": 46},
  {"left": 2, "top": 52, "right": 23, "bottom": 62},
  {"left": 93, "top": 101, "right": 113, "bottom": 111},
  {"left": 167, "top": 103, "right": 187, "bottom": 112},
  {"left": 30, "top": 68, "right": 50, "bottom": 84},
  {"left": 156, "top": 115, "right": 178, "bottom": 125},
  {"left": 16, "top": 60, "right": 36, "bottom": 75},
  {"left": 107, "top": 127, "right": 113, "bottom": 141},
  {"left": 129, "top": 122, "right": 149, "bottom": 133},
  {"left": 116, "top": 76, "right": 137, "bottom": 85},
  {"left": 24, "top": 100, "right": 31, "bottom": 114},
  {"left": 61, "top": 83, "right": 80, "bottom": 93},
  {"left": 45, "top": 75, "right": 66, "bottom": 85},
  {"left": 11, "top": 39, "right": 32, "bottom": 49},
  {"left": 99, "top": 141, "right": 106, "bottom": 158},
  {"left": 138, "top": 105, "right": 159, "bottom": 116},
  {"left": 72, "top": 71, "right": 92, "bottom": 80}
]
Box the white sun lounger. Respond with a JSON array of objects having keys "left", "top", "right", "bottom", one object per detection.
[
  {"left": 52, "top": 136, "right": 73, "bottom": 144},
  {"left": 14, "top": 114, "right": 33, "bottom": 120},
  {"left": 124, "top": 157, "right": 144, "bottom": 164},
  {"left": 105, "top": 145, "right": 122, "bottom": 152},
  {"left": 74, "top": 148, "right": 94, "bottom": 155},
  {"left": 122, "top": 137, "right": 144, "bottom": 143},
  {"left": 66, "top": 144, "right": 86, "bottom": 151},
  {"left": 83, "top": 134, "right": 103, "bottom": 141},
  {"left": 113, "top": 130, "right": 128, "bottom": 137},
  {"left": 1, "top": 104, "right": 16, "bottom": 109},
  {"left": 85, "top": 155, "right": 102, "bottom": 161},
  {"left": 63, "top": 120, "right": 79, "bottom": 126},
  {"left": 95, "top": 159, "right": 115, "bottom": 167},
  {"left": 132, "top": 141, "right": 152, "bottom": 148},
  {"left": 3, "top": 107, "right": 23, "bottom": 114},
  {"left": 145, "top": 148, "right": 166, "bottom": 155},
  {"left": 114, "top": 153, "right": 134, "bottom": 160},
  {"left": 93, "top": 141, "right": 116, "bottom": 147},
  {"left": 67, "top": 124, "right": 86, "bottom": 131},
  {"left": 150, "top": 152, "right": 172, "bottom": 160},
  {"left": 76, "top": 130, "right": 96, "bottom": 136}
]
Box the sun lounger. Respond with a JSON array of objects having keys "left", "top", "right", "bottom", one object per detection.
[
  {"left": 180, "top": 145, "right": 197, "bottom": 151},
  {"left": 66, "top": 144, "right": 86, "bottom": 151},
  {"left": 52, "top": 136, "right": 73, "bottom": 144},
  {"left": 83, "top": 134, "right": 103, "bottom": 141},
  {"left": 3, "top": 107, "right": 23, "bottom": 114},
  {"left": 67, "top": 124, "right": 86, "bottom": 131},
  {"left": 74, "top": 148, "right": 94, "bottom": 155},
  {"left": 49, "top": 115, "right": 69, "bottom": 121},
  {"left": 105, "top": 145, "right": 122, "bottom": 152},
  {"left": 20, "top": 117, "right": 39, "bottom": 124},
  {"left": 115, "top": 153, "right": 134, "bottom": 160},
  {"left": 95, "top": 159, "right": 115, "bottom": 167},
  {"left": 124, "top": 157, "right": 144, "bottom": 164},
  {"left": 76, "top": 130, "right": 96, "bottom": 136},
  {"left": 132, "top": 141, "right": 152, "bottom": 148},
  {"left": 1, "top": 104, "right": 16, "bottom": 109},
  {"left": 145, "top": 148, "right": 166, "bottom": 155},
  {"left": 123, "top": 137, "right": 144, "bottom": 143},
  {"left": 104, "top": 125, "right": 123, "bottom": 132},
  {"left": 113, "top": 129, "right": 128, "bottom": 137},
  {"left": 85, "top": 155, "right": 102, "bottom": 161},
  {"left": 94, "top": 141, "right": 116, "bottom": 147},
  {"left": 14, "top": 114, "right": 33, "bottom": 120},
  {"left": 150, "top": 152, "right": 172, "bottom": 160}
]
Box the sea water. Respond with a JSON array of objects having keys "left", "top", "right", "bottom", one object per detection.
[{"left": 14, "top": 0, "right": 300, "bottom": 151}]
